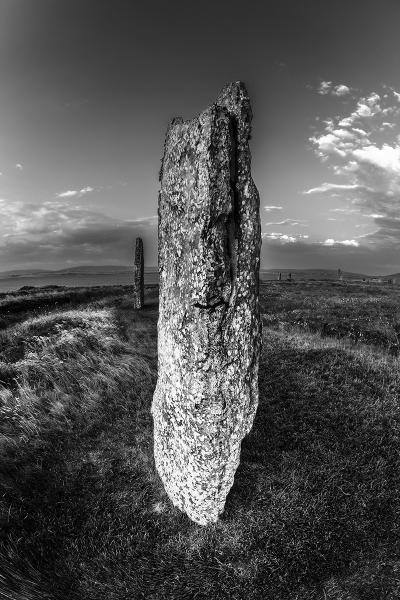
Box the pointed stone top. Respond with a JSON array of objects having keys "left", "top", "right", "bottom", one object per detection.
[
  {"left": 216, "top": 80, "right": 250, "bottom": 109},
  {"left": 159, "top": 81, "right": 254, "bottom": 182},
  {"left": 215, "top": 81, "right": 253, "bottom": 143},
  {"left": 216, "top": 80, "right": 248, "bottom": 99}
]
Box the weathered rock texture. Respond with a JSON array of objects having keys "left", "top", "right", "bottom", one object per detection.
[
  {"left": 152, "top": 81, "right": 262, "bottom": 525},
  {"left": 133, "top": 237, "right": 144, "bottom": 309}
]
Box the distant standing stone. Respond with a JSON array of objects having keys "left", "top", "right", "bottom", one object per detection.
[
  {"left": 133, "top": 237, "right": 144, "bottom": 309},
  {"left": 152, "top": 81, "right": 262, "bottom": 525}
]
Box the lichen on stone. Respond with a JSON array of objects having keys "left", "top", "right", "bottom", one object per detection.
[{"left": 152, "top": 81, "right": 262, "bottom": 525}]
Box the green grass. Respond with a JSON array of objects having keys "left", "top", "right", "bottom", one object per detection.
[{"left": 1, "top": 282, "right": 400, "bottom": 599}]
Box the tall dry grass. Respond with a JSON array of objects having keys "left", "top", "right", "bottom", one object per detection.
[{"left": 1, "top": 283, "right": 400, "bottom": 599}]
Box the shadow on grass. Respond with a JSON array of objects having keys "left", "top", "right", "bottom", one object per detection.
[
  {"left": 2, "top": 292, "right": 400, "bottom": 600},
  {"left": 224, "top": 333, "right": 400, "bottom": 597}
]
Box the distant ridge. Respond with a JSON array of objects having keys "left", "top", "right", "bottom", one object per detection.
[
  {"left": 0, "top": 265, "right": 397, "bottom": 281},
  {"left": 0, "top": 265, "right": 158, "bottom": 279},
  {"left": 260, "top": 268, "right": 396, "bottom": 280}
]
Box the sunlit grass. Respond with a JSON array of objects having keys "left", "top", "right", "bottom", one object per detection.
[
  {"left": 1, "top": 282, "right": 400, "bottom": 599},
  {"left": 0, "top": 284, "right": 132, "bottom": 330},
  {"left": 1, "top": 308, "right": 141, "bottom": 450}
]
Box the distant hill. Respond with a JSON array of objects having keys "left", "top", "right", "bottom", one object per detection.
[
  {"left": 260, "top": 268, "right": 371, "bottom": 281},
  {"left": 0, "top": 265, "right": 397, "bottom": 282},
  {"left": 0, "top": 265, "right": 158, "bottom": 279},
  {"left": 0, "top": 268, "right": 49, "bottom": 278}
]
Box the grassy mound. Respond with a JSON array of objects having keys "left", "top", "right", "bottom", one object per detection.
[
  {"left": 0, "top": 285, "right": 134, "bottom": 330},
  {"left": 1, "top": 283, "right": 400, "bottom": 599}
]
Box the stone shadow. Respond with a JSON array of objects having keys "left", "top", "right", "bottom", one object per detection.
[{"left": 223, "top": 338, "right": 400, "bottom": 588}]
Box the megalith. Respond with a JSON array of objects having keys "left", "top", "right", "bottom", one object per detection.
[
  {"left": 151, "top": 81, "right": 262, "bottom": 525},
  {"left": 133, "top": 237, "right": 144, "bottom": 309}
]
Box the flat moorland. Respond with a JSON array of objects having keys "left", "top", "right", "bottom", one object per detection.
[
  {"left": 1, "top": 281, "right": 400, "bottom": 599},
  {"left": 261, "top": 279, "right": 400, "bottom": 354}
]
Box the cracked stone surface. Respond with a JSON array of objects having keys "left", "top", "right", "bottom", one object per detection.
[
  {"left": 133, "top": 237, "right": 144, "bottom": 309},
  {"left": 151, "top": 81, "right": 262, "bottom": 525}
]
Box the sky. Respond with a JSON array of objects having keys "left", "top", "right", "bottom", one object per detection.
[{"left": 1, "top": 0, "right": 400, "bottom": 274}]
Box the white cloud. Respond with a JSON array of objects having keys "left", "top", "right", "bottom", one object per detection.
[
  {"left": 264, "top": 205, "right": 282, "bottom": 212},
  {"left": 392, "top": 89, "right": 400, "bottom": 102},
  {"left": 355, "top": 93, "right": 381, "bottom": 118},
  {"left": 264, "top": 218, "right": 308, "bottom": 226},
  {"left": 352, "top": 127, "right": 368, "bottom": 136},
  {"left": 352, "top": 144, "right": 400, "bottom": 174},
  {"left": 15, "top": 163, "right": 23, "bottom": 170},
  {"left": 262, "top": 232, "right": 309, "bottom": 243},
  {"left": 332, "top": 84, "right": 350, "bottom": 96},
  {"left": 339, "top": 239, "right": 359, "bottom": 246},
  {"left": 323, "top": 238, "right": 359, "bottom": 247},
  {"left": 57, "top": 190, "right": 78, "bottom": 198},
  {"left": 330, "top": 208, "right": 359, "bottom": 214},
  {"left": 280, "top": 235, "right": 296, "bottom": 242},
  {"left": 332, "top": 92, "right": 385, "bottom": 132},
  {"left": 310, "top": 133, "right": 348, "bottom": 158},
  {"left": 304, "top": 183, "right": 366, "bottom": 195},
  {"left": 331, "top": 128, "right": 355, "bottom": 140},
  {"left": 57, "top": 186, "right": 94, "bottom": 198},
  {"left": 318, "top": 81, "right": 332, "bottom": 95},
  {"left": 338, "top": 117, "right": 354, "bottom": 127},
  {"left": 309, "top": 89, "right": 400, "bottom": 187},
  {"left": 308, "top": 85, "right": 400, "bottom": 255},
  {"left": 316, "top": 81, "right": 351, "bottom": 96}
]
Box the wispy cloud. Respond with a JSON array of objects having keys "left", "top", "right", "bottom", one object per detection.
[
  {"left": 0, "top": 197, "right": 158, "bottom": 270},
  {"left": 260, "top": 236, "right": 378, "bottom": 273},
  {"left": 56, "top": 186, "right": 94, "bottom": 198},
  {"left": 329, "top": 208, "right": 359, "bottom": 214},
  {"left": 308, "top": 85, "right": 400, "bottom": 257},
  {"left": 262, "top": 232, "right": 309, "bottom": 242},
  {"left": 264, "top": 218, "right": 308, "bottom": 227},
  {"left": 57, "top": 190, "right": 79, "bottom": 198},
  {"left": 392, "top": 89, "right": 400, "bottom": 102},
  {"left": 263, "top": 205, "right": 282, "bottom": 212},
  {"left": 304, "top": 183, "right": 368, "bottom": 195}
]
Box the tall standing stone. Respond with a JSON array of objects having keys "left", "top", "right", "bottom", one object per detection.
[
  {"left": 133, "top": 237, "right": 144, "bottom": 309},
  {"left": 152, "top": 82, "right": 262, "bottom": 525}
]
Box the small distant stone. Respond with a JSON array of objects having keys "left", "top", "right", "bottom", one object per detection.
[{"left": 133, "top": 237, "right": 144, "bottom": 309}]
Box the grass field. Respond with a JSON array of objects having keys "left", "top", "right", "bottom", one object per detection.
[{"left": 1, "top": 281, "right": 400, "bottom": 599}]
